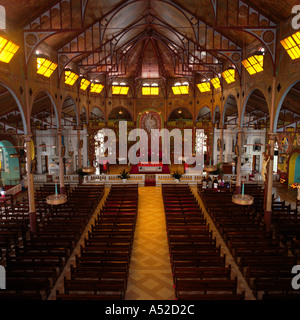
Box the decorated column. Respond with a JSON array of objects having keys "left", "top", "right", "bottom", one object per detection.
[
  {"left": 24, "top": 135, "right": 36, "bottom": 233},
  {"left": 57, "top": 129, "right": 65, "bottom": 194},
  {"left": 77, "top": 126, "right": 82, "bottom": 169},
  {"left": 219, "top": 124, "right": 224, "bottom": 165},
  {"left": 264, "top": 133, "right": 276, "bottom": 232},
  {"left": 235, "top": 127, "right": 243, "bottom": 194},
  {"left": 264, "top": 76, "right": 277, "bottom": 232}
]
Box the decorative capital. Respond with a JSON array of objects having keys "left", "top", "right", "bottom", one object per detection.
[
  {"left": 23, "top": 135, "right": 32, "bottom": 143},
  {"left": 268, "top": 132, "right": 277, "bottom": 141}
]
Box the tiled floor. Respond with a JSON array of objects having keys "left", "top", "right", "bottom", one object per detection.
[{"left": 125, "top": 187, "right": 175, "bottom": 300}]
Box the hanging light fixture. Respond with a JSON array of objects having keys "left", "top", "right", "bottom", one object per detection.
[
  {"left": 119, "top": 109, "right": 123, "bottom": 115},
  {"left": 82, "top": 158, "right": 96, "bottom": 174},
  {"left": 46, "top": 180, "right": 67, "bottom": 205},
  {"left": 232, "top": 181, "right": 254, "bottom": 205},
  {"left": 204, "top": 160, "right": 217, "bottom": 173}
]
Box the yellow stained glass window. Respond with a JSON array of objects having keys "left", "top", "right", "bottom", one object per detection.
[
  {"left": 142, "top": 86, "right": 159, "bottom": 95},
  {"left": 242, "top": 55, "right": 264, "bottom": 75},
  {"left": 80, "top": 79, "right": 91, "bottom": 91},
  {"left": 210, "top": 77, "right": 221, "bottom": 89},
  {"left": 280, "top": 31, "right": 300, "bottom": 60},
  {"left": 65, "top": 70, "right": 79, "bottom": 86},
  {"left": 112, "top": 86, "right": 129, "bottom": 95},
  {"left": 172, "top": 85, "right": 189, "bottom": 95},
  {"left": 151, "top": 86, "right": 159, "bottom": 95},
  {"left": 197, "top": 82, "right": 211, "bottom": 93},
  {"left": 222, "top": 69, "right": 235, "bottom": 84},
  {"left": 90, "top": 83, "right": 104, "bottom": 93},
  {"left": 37, "top": 58, "right": 58, "bottom": 77},
  {"left": 0, "top": 36, "right": 19, "bottom": 63}
]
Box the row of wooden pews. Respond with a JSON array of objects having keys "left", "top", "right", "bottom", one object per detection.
[
  {"left": 0, "top": 184, "right": 104, "bottom": 300},
  {"left": 162, "top": 184, "right": 244, "bottom": 300},
  {"left": 199, "top": 185, "right": 300, "bottom": 300},
  {"left": 0, "top": 186, "right": 55, "bottom": 259},
  {"left": 56, "top": 184, "right": 138, "bottom": 300}
]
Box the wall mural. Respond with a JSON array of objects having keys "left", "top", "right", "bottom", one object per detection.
[{"left": 276, "top": 129, "right": 300, "bottom": 184}]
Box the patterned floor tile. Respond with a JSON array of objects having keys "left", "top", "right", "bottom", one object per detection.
[{"left": 125, "top": 187, "right": 175, "bottom": 300}]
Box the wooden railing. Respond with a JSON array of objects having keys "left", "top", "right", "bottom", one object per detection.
[
  {"left": 6, "top": 180, "right": 28, "bottom": 196},
  {"left": 31, "top": 172, "right": 266, "bottom": 186}
]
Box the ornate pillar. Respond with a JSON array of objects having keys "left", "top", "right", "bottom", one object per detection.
[
  {"left": 264, "top": 132, "right": 276, "bottom": 232},
  {"left": 264, "top": 76, "right": 277, "bottom": 232},
  {"left": 24, "top": 135, "right": 36, "bottom": 233},
  {"left": 219, "top": 124, "right": 224, "bottom": 164},
  {"left": 77, "top": 126, "right": 82, "bottom": 169},
  {"left": 236, "top": 127, "right": 243, "bottom": 194},
  {"left": 57, "top": 129, "right": 65, "bottom": 194}
]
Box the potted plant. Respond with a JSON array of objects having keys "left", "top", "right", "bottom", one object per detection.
[
  {"left": 171, "top": 170, "right": 183, "bottom": 183},
  {"left": 118, "top": 169, "right": 130, "bottom": 183}
]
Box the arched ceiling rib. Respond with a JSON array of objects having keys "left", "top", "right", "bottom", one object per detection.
[{"left": 20, "top": 0, "right": 283, "bottom": 79}]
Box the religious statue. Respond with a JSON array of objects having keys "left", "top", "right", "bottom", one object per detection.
[
  {"left": 234, "top": 144, "right": 239, "bottom": 157},
  {"left": 261, "top": 152, "right": 270, "bottom": 183},
  {"left": 31, "top": 157, "right": 37, "bottom": 174},
  {"left": 217, "top": 139, "right": 222, "bottom": 151},
  {"left": 62, "top": 145, "right": 66, "bottom": 157}
]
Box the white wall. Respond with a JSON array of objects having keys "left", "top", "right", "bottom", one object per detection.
[
  {"left": 35, "top": 127, "right": 88, "bottom": 175},
  {"left": 213, "top": 127, "right": 266, "bottom": 173}
]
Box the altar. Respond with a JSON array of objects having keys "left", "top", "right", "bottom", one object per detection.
[{"left": 138, "top": 162, "right": 163, "bottom": 173}]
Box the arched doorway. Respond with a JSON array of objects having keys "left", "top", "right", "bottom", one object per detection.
[
  {"left": 274, "top": 80, "right": 300, "bottom": 184},
  {"left": 0, "top": 140, "right": 20, "bottom": 186},
  {"left": 289, "top": 151, "right": 300, "bottom": 186},
  {"left": 90, "top": 107, "right": 105, "bottom": 123}
]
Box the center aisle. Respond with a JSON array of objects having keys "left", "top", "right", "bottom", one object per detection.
[{"left": 125, "top": 187, "right": 175, "bottom": 300}]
